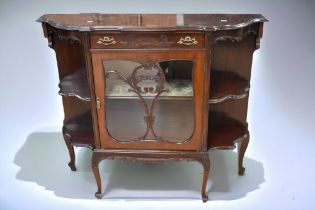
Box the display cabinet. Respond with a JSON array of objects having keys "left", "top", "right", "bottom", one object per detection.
[{"left": 38, "top": 14, "right": 267, "bottom": 202}]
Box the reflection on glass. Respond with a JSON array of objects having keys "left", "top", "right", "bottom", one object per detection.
[{"left": 103, "top": 60, "right": 195, "bottom": 143}]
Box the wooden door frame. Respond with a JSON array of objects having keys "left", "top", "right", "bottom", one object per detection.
[{"left": 91, "top": 49, "right": 208, "bottom": 151}]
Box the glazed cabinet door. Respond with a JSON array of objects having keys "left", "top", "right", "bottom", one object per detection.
[{"left": 91, "top": 50, "right": 208, "bottom": 150}]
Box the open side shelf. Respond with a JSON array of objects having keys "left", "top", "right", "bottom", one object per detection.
[
  {"left": 58, "top": 69, "right": 90, "bottom": 101},
  {"left": 207, "top": 111, "right": 248, "bottom": 150},
  {"left": 63, "top": 111, "right": 94, "bottom": 148},
  {"left": 209, "top": 71, "right": 249, "bottom": 103},
  {"left": 59, "top": 69, "right": 249, "bottom": 103}
]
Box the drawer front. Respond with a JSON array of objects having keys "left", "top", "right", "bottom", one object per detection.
[{"left": 90, "top": 33, "right": 205, "bottom": 49}]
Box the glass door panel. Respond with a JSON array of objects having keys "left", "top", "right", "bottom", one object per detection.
[{"left": 103, "top": 60, "right": 195, "bottom": 143}]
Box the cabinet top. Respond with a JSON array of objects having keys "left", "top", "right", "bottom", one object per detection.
[{"left": 37, "top": 14, "right": 267, "bottom": 32}]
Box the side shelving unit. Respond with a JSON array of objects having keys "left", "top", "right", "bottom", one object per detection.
[
  {"left": 209, "top": 70, "right": 249, "bottom": 104},
  {"left": 207, "top": 111, "right": 248, "bottom": 150},
  {"left": 59, "top": 68, "right": 90, "bottom": 101},
  {"left": 59, "top": 68, "right": 94, "bottom": 147},
  {"left": 207, "top": 31, "right": 259, "bottom": 175},
  {"left": 63, "top": 111, "right": 94, "bottom": 148},
  {"left": 59, "top": 68, "right": 95, "bottom": 171},
  {"left": 207, "top": 70, "right": 249, "bottom": 150}
]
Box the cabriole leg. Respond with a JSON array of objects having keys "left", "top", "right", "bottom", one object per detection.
[
  {"left": 63, "top": 130, "right": 76, "bottom": 171},
  {"left": 238, "top": 134, "right": 249, "bottom": 175},
  {"left": 92, "top": 152, "right": 103, "bottom": 199},
  {"left": 199, "top": 153, "right": 210, "bottom": 202}
]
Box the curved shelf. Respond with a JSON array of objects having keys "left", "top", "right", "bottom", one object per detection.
[
  {"left": 58, "top": 69, "right": 90, "bottom": 101},
  {"left": 63, "top": 111, "right": 94, "bottom": 148},
  {"left": 207, "top": 112, "right": 248, "bottom": 150},
  {"left": 59, "top": 69, "right": 249, "bottom": 103},
  {"left": 209, "top": 71, "right": 249, "bottom": 103}
]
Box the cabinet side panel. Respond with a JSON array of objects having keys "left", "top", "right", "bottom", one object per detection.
[
  {"left": 211, "top": 35, "right": 255, "bottom": 80},
  {"left": 51, "top": 30, "right": 86, "bottom": 79}
]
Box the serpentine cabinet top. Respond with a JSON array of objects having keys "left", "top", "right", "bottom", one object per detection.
[{"left": 37, "top": 14, "right": 267, "bottom": 32}]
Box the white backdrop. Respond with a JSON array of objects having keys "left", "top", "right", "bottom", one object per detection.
[{"left": 0, "top": 0, "right": 314, "bottom": 209}]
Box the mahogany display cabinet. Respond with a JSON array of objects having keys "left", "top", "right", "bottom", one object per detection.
[{"left": 37, "top": 14, "right": 267, "bottom": 202}]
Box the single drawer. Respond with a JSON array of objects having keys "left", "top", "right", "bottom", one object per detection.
[{"left": 90, "top": 32, "right": 205, "bottom": 49}]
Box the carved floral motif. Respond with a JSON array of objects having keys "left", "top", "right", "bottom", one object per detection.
[
  {"left": 47, "top": 29, "right": 82, "bottom": 48},
  {"left": 214, "top": 28, "right": 257, "bottom": 43}
]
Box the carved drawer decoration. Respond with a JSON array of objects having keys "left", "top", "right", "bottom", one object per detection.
[{"left": 90, "top": 33, "right": 204, "bottom": 49}]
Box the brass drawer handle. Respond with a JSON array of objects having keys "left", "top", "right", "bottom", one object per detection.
[
  {"left": 177, "top": 36, "right": 199, "bottom": 45},
  {"left": 96, "top": 36, "right": 117, "bottom": 46}
]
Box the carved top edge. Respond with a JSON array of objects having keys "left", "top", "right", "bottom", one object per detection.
[{"left": 37, "top": 14, "right": 267, "bottom": 32}]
